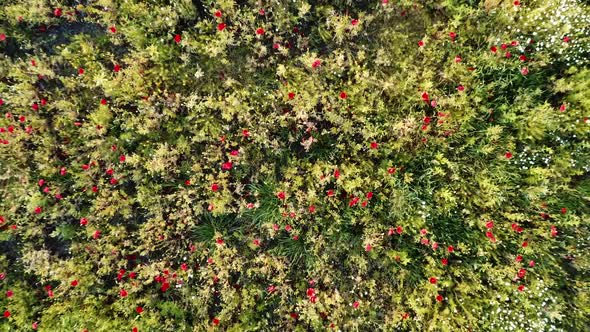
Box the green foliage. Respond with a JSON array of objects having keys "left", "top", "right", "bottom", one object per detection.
[{"left": 0, "top": 0, "right": 589, "bottom": 331}]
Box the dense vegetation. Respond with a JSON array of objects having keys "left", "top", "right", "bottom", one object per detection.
[{"left": 1, "top": 0, "right": 589, "bottom": 331}]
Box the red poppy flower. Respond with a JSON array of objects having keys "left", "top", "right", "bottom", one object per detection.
[
  {"left": 561, "top": 207, "right": 567, "bottom": 214},
  {"left": 312, "top": 59, "right": 321, "bottom": 68},
  {"left": 326, "top": 190, "right": 334, "bottom": 197},
  {"left": 517, "top": 284, "right": 525, "bottom": 292},
  {"left": 457, "top": 85, "right": 465, "bottom": 92},
  {"left": 288, "top": 92, "right": 295, "bottom": 100},
  {"left": 32, "top": 103, "right": 39, "bottom": 111},
  {"left": 114, "top": 64, "right": 121, "bottom": 72},
  {"left": 388, "top": 167, "right": 396, "bottom": 174},
  {"left": 516, "top": 255, "right": 523, "bottom": 262},
  {"left": 352, "top": 301, "right": 359, "bottom": 308},
  {"left": 518, "top": 268, "right": 526, "bottom": 278},
  {"left": 418, "top": 40, "right": 424, "bottom": 47},
  {"left": 366, "top": 192, "right": 373, "bottom": 199},
  {"left": 522, "top": 241, "right": 528, "bottom": 248},
  {"left": 212, "top": 318, "right": 220, "bottom": 326},
  {"left": 277, "top": 191, "right": 286, "bottom": 200},
  {"left": 161, "top": 282, "right": 170, "bottom": 292},
  {"left": 174, "top": 34, "right": 182, "bottom": 43},
  {"left": 34, "top": 206, "right": 42, "bottom": 214},
  {"left": 339, "top": 91, "right": 347, "bottom": 99},
  {"left": 365, "top": 244, "right": 372, "bottom": 252},
  {"left": 78, "top": 68, "right": 85, "bottom": 75},
  {"left": 559, "top": 104, "right": 566, "bottom": 112},
  {"left": 370, "top": 141, "right": 378, "bottom": 149},
  {"left": 454, "top": 55, "right": 462, "bottom": 63},
  {"left": 109, "top": 26, "right": 117, "bottom": 33},
  {"left": 429, "top": 277, "right": 437, "bottom": 284},
  {"left": 520, "top": 67, "right": 529, "bottom": 76},
  {"left": 71, "top": 280, "right": 78, "bottom": 287},
  {"left": 222, "top": 161, "right": 233, "bottom": 170},
  {"left": 3, "top": 310, "right": 9, "bottom": 318},
  {"left": 217, "top": 23, "right": 226, "bottom": 31},
  {"left": 119, "top": 155, "right": 126, "bottom": 163},
  {"left": 505, "top": 51, "right": 512, "bottom": 58},
  {"left": 519, "top": 54, "right": 527, "bottom": 62},
  {"left": 120, "top": 289, "right": 128, "bottom": 297},
  {"left": 529, "top": 260, "right": 535, "bottom": 267},
  {"left": 436, "top": 294, "right": 443, "bottom": 302},
  {"left": 349, "top": 197, "right": 360, "bottom": 207},
  {"left": 421, "top": 92, "right": 429, "bottom": 102},
  {"left": 351, "top": 19, "right": 359, "bottom": 26},
  {"left": 290, "top": 312, "right": 299, "bottom": 319},
  {"left": 441, "top": 258, "right": 448, "bottom": 266},
  {"left": 6, "top": 290, "right": 13, "bottom": 298},
  {"left": 256, "top": 27, "right": 265, "bottom": 35},
  {"left": 0, "top": 34, "right": 5, "bottom": 41},
  {"left": 214, "top": 10, "right": 222, "bottom": 17},
  {"left": 490, "top": 46, "right": 497, "bottom": 53},
  {"left": 447, "top": 245, "right": 454, "bottom": 253},
  {"left": 485, "top": 231, "right": 496, "bottom": 242},
  {"left": 54, "top": 8, "right": 62, "bottom": 17},
  {"left": 505, "top": 151, "right": 513, "bottom": 159},
  {"left": 485, "top": 221, "right": 494, "bottom": 229},
  {"left": 449, "top": 32, "right": 456, "bottom": 40}
]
